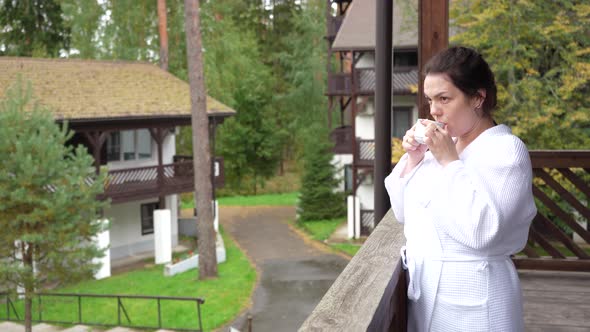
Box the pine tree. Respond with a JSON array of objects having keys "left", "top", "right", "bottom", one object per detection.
[
  {"left": 0, "top": 79, "right": 108, "bottom": 332},
  {"left": 298, "top": 125, "right": 346, "bottom": 221},
  {"left": 184, "top": 0, "right": 218, "bottom": 279}
]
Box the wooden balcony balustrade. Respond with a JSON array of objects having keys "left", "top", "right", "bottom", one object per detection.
[
  {"left": 356, "top": 148, "right": 590, "bottom": 265},
  {"left": 329, "top": 125, "right": 354, "bottom": 154},
  {"left": 326, "top": 68, "right": 375, "bottom": 96},
  {"left": 355, "top": 139, "right": 375, "bottom": 167},
  {"left": 360, "top": 209, "right": 375, "bottom": 236},
  {"left": 326, "top": 72, "right": 353, "bottom": 96},
  {"left": 102, "top": 157, "right": 224, "bottom": 204},
  {"left": 513, "top": 150, "right": 590, "bottom": 271}
]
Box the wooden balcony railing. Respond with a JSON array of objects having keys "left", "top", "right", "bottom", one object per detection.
[
  {"left": 300, "top": 210, "right": 407, "bottom": 331},
  {"left": 513, "top": 150, "right": 590, "bottom": 272},
  {"left": 353, "top": 147, "right": 590, "bottom": 269},
  {"left": 360, "top": 209, "right": 375, "bottom": 236},
  {"left": 355, "top": 139, "right": 375, "bottom": 167},
  {"left": 102, "top": 157, "right": 224, "bottom": 204},
  {"left": 327, "top": 72, "right": 353, "bottom": 96},
  {"left": 330, "top": 126, "right": 354, "bottom": 154},
  {"left": 326, "top": 69, "right": 375, "bottom": 96},
  {"left": 104, "top": 161, "right": 194, "bottom": 204}
]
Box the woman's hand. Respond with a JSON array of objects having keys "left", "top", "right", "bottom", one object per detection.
[
  {"left": 423, "top": 121, "right": 459, "bottom": 167},
  {"left": 401, "top": 124, "right": 428, "bottom": 175}
]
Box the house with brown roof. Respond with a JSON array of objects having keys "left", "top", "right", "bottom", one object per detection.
[
  {"left": 326, "top": 0, "right": 420, "bottom": 237},
  {"left": 0, "top": 57, "right": 235, "bottom": 276}
]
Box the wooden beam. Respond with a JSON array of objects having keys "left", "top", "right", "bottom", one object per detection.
[
  {"left": 83, "top": 131, "right": 108, "bottom": 174},
  {"left": 149, "top": 128, "right": 168, "bottom": 208},
  {"left": 418, "top": 0, "right": 449, "bottom": 120},
  {"left": 513, "top": 257, "right": 590, "bottom": 272}
]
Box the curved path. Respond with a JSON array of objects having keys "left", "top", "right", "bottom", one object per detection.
[{"left": 219, "top": 206, "right": 348, "bottom": 332}]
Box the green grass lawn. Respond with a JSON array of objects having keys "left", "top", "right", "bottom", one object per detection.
[
  {"left": 297, "top": 218, "right": 362, "bottom": 257},
  {"left": 330, "top": 243, "right": 362, "bottom": 257},
  {"left": 297, "top": 218, "right": 343, "bottom": 241},
  {"left": 0, "top": 228, "right": 256, "bottom": 331},
  {"left": 181, "top": 192, "right": 299, "bottom": 209}
]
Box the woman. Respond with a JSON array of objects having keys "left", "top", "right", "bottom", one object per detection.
[{"left": 384, "top": 46, "right": 537, "bottom": 331}]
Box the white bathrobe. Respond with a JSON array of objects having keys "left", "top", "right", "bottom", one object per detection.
[{"left": 384, "top": 125, "right": 537, "bottom": 332}]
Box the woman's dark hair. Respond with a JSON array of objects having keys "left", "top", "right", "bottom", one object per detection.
[{"left": 424, "top": 46, "right": 497, "bottom": 115}]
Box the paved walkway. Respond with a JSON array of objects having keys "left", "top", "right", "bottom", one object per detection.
[{"left": 218, "top": 206, "right": 349, "bottom": 332}]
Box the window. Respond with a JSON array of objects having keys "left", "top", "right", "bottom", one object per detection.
[
  {"left": 106, "top": 129, "right": 152, "bottom": 162},
  {"left": 344, "top": 165, "right": 353, "bottom": 193},
  {"left": 394, "top": 50, "right": 418, "bottom": 67},
  {"left": 141, "top": 202, "right": 159, "bottom": 235},
  {"left": 106, "top": 132, "right": 121, "bottom": 161},
  {"left": 392, "top": 107, "right": 412, "bottom": 138}
]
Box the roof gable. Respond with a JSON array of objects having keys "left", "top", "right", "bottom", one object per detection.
[{"left": 332, "top": 0, "right": 418, "bottom": 51}]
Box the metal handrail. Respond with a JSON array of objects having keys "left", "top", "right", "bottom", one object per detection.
[{"left": 1, "top": 292, "right": 205, "bottom": 332}]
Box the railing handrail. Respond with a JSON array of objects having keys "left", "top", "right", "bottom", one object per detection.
[
  {"left": 1, "top": 292, "right": 205, "bottom": 332},
  {"left": 0, "top": 291, "right": 205, "bottom": 303},
  {"left": 107, "top": 160, "right": 192, "bottom": 175},
  {"left": 529, "top": 150, "right": 590, "bottom": 168},
  {"left": 299, "top": 210, "right": 407, "bottom": 331}
]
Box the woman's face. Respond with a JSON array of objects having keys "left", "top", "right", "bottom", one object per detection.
[{"left": 423, "top": 73, "right": 482, "bottom": 138}]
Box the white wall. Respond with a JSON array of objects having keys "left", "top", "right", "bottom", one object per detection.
[
  {"left": 104, "top": 194, "right": 178, "bottom": 260},
  {"left": 356, "top": 52, "right": 375, "bottom": 69},
  {"left": 107, "top": 130, "right": 176, "bottom": 171},
  {"left": 332, "top": 154, "right": 353, "bottom": 192},
  {"left": 355, "top": 113, "right": 375, "bottom": 140},
  {"left": 357, "top": 182, "right": 374, "bottom": 210}
]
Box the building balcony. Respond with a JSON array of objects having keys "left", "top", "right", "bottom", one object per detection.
[
  {"left": 330, "top": 126, "right": 354, "bottom": 154},
  {"left": 326, "top": 68, "right": 375, "bottom": 96},
  {"left": 326, "top": 72, "right": 354, "bottom": 96},
  {"left": 355, "top": 139, "right": 376, "bottom": 168},
  {"left": 102, "top": 156, "right": 224, "bottom": 204}
]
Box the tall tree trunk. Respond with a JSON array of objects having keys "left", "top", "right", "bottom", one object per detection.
[
  {"left": 158, "top": 0, "right": 169, "bottom": 71},
  {"left": 184, "top": 0, "right": 218, "bottom": 279}
]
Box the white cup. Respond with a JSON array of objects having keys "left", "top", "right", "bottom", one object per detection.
[{"left": 413, "top": 119, "right": 444, "bottom": 144}]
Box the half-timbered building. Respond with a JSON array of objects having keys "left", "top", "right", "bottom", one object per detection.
[{"left": 0, "top": 57, "right": 234, "bottom": 273}]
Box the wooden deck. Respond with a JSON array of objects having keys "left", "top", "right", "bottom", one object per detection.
[{"left": 521, "top": 270, "right": 590, "bottom": 331}]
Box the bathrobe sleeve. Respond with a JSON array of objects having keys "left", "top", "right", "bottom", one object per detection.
[
  {"left": 384, "top": 153, "right": 425, "bottom": 224},
  {"left": 429, "top": 136, "right": 537, "bottom": 251}
]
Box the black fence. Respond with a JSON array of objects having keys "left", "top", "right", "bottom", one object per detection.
[{"left": 1, "top": 292, "right": 205, "bottom": 332}]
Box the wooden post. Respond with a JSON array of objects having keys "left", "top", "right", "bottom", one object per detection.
[
  {"left": 209, "top": 119, "right": 216, "bottom": 201},
  {"left": 150, "top": 128, "right": 167, "bottom": 209},
  {"left": 351, "top": 51, "right": 358, "bottom": 197},
  {"left": 84, "top": 131, "right": 108, "bottom": 174},
  {"left": 418, "top": 0, "right": 449, "bottom": 120},
  {"left": 374, "top": 0, "right": 393, "bottom": 224}
]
